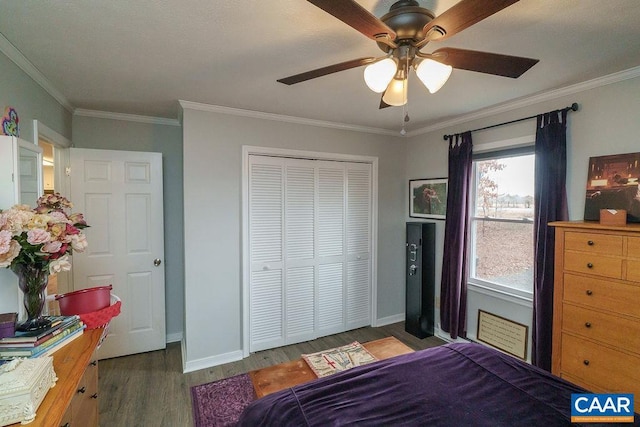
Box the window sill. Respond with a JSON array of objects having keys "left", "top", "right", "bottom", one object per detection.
[{"left": 467, "top": 280, "right": 533, "bottom": 304}]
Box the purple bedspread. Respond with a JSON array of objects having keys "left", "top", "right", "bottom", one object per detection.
[{"left": 238, "top": 342, "right": 640, "bottom": 426}]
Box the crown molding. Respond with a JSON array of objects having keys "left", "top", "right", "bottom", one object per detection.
[
  {"left": 73, "top": 109, "right": 181, "bottom": 126},
  {"left": 405, "top": 66, "right": 640, "bottom": 138},
  {"left": 178, "top": 100, "right": 399, "bottom": 137},
  {"left": 0, "top": 33, "right": 74, "bottom": 112}
]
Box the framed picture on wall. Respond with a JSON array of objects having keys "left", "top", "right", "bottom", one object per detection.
[
  {"left": 409, "top": 178, "right": 448, "bottom": 219},
  {"left": 584, "top": 151, "right": 640, "bottom": 222}
]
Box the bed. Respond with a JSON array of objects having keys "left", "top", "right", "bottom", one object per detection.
[{"left": 238, "top": 342, "right": 640, "bottom": 426}]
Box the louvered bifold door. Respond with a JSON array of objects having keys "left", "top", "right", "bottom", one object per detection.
[
  {"left": 346, "top": 163, "right": 372, "bottom": 329},
  {"left": 248, "top": 155, "right": 373, "bottom": 352},
  {"left": 249, "top": 156, "right": 285, "bottom": 352},
  {"left": 316, "top": 162, "right": 347, "bottom": 337},
  {"left": 284, "top": 160, "right": 316, "bottom": 344}
]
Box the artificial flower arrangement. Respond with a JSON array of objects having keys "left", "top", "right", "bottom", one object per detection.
[
  {"left": 0, "top": 193, "right": 88, "bottom": 272},
  {"left": 0, "top": 193, "right": 89, "bottom": 331}
]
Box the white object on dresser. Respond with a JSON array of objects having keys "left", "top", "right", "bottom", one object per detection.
[{"left": 0, "top": 357, "right": 57, "bottom": 426}]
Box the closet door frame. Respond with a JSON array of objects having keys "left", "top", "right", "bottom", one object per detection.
[{"left": 241, "top": 146, "right": 378, "bottom": 357}]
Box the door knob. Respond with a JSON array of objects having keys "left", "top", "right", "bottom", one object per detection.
[{"left": 153, "top": 259, "right": 162, "bottom": 267}]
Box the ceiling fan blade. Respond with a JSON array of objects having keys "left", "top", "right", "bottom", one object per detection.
[
  {"left": 423, "top": 0, "right": 520, "bottom": 41},
  {"left": 277, "top": 57, "right": 376, "bottom": 85},
  {"left": 307, "top": 0, "right": 396, "bottom": 42},
  {"left": 432, "top": 47, "right": 538, "bottom": 78}
]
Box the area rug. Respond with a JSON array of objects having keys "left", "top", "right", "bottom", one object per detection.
[
  {"left": 191, "top": 373, "right": 255, "bottom": 427},
  {"left": 302, "top": 341, "right": 377, "bottom": 377}
]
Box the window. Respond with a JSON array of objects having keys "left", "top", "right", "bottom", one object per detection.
[{"left": 469, "top": 150, "right": 535, "bottom": 298}]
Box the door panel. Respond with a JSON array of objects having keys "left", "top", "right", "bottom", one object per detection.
[{"left": 70, "top": 148, "right": 165, "bottom": 359}]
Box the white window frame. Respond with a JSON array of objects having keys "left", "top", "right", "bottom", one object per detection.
[{"left": 467, "top": 137, "right": 535, "bottom": 302}]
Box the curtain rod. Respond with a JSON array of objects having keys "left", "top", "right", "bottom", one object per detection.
[{"left": 443, "top": 102, "right": 579, "bottom": 141}]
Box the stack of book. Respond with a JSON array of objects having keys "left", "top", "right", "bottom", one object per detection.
[{"left": 0, "top": 315, "right": 84, "bottom": 359}]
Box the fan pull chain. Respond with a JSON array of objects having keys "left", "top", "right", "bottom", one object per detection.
[{"left": 400, "top": 54, "right": 410, "bottom": 136}]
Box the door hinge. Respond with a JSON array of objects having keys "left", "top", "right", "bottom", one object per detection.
[{"left": 65, "top": 167, "right": 71, "bottom": 176}]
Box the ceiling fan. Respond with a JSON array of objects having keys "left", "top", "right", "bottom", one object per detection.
[{"left": 277, "top": 0, "right": 539, "bottom": 109}]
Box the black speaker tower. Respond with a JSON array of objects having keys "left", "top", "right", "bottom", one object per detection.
[{"left": 405, "top": 222, "right": 435, "bottom": 338}]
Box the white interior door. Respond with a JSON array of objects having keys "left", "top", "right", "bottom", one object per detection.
[
  {"left": 18, "top": 141, "right": 43, "bottom": 208},
  {"left": 70, "top": 148, "right": 165, "bottom": 359}
]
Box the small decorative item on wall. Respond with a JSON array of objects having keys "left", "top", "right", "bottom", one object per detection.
[
  {"left": 409, "top": 178, "right": 447, "bottom": 219},
  {"left": 584, "top": 151, "right": 640, "bottom": 223},
  {"left": 1, "top": 106, "right": 19, "bottom": 137}
]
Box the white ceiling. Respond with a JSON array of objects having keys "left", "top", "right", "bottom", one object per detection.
[{"left": 1, "top": 1, "right": 640, "bottom": 133}]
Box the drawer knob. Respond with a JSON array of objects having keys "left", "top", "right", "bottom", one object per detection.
[
  {"left": 586, "top": 262, "right": 593, "bottom": 269},
  {"left": 77, "top": 386, "right": 86, "bottom": 394},
  {"left": 91, "top": 393, "right": 98, "bottom": 399},
  {"left": 585, "top": 322, "right": 592, "bottom": 328},
  {"left": 61, "top": 424, "right": 70, "bottom": 427},
  {"left": 583, "top": 360, "right": 590, "bottom": 366},
  {"left": 587, "top": 240, "right": 594, "bottom": 246},
  {"left": 586, "top": 289, "right": 593, "bottom": 296}
]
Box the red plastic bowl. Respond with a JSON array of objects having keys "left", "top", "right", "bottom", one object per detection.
[{"left": 55, "top": 285, "right": 113, "bottom": 315}]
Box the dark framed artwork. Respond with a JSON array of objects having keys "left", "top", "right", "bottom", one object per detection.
[
  {"left": 409, "top": 178, "right": 447, "bottom": 219},
  {"left": 584, "top": 152, "right": 640, "bottom": 222}
]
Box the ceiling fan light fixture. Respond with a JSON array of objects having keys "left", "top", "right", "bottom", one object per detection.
[
  {"left": 415, "top": 58, "right": 453, "bottom": 94},
  {"left": 382, "top": 77, "right": 407, "bottom": 106},
  {"left": 364, "top": 58, "right": 397, "bottom": 93}
]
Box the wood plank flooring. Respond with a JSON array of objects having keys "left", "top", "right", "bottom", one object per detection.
[{"left": 98, "top": 322, "right": 445, "bottom": 426}]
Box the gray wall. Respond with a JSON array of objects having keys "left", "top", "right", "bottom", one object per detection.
[
  {"left": 405, "top": 74, "right": 640, "bottom": 336},
  {"left": 72, "top": 116, "right": 184, "bottom": 340},
  {"left": 0, "top": 51, "right": 72, "bottom": 314},
  {"left": 0, "top": 52, "right": 71, "bottom": 143},
  {"left": 181, "top": 107, "right": 407, "bottom": 367}
]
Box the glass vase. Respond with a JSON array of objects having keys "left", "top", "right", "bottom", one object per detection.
[{"left": 11, "top": 264, "right": 52, "bottom": 332}]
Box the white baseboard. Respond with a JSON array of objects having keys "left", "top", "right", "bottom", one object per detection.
[
  {"left": 375, "top": 313, "right": 405, "bottom": 327},
  {"left": 182, "top": 346, "right": 244, "bottom": 373},
  {"left": 434, "top": 324, "right": 470, "bottom": 344},
  {"left": 166, "top": 332, "right": 183, "bottom": 344}
]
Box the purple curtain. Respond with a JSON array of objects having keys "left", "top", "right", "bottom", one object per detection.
[
  {"left": 532, "top": 110, "right": 569, "bottom": 370},
  {"left": 440, "top": 132, "right": 473, "bottom": 339}
]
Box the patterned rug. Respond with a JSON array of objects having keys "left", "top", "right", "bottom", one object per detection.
[
  {"left": 191, "top": 373, "right": 255, "bottom": 427},
  {"left": 302, "top": 341, "right": 377, "bottom": 377}
]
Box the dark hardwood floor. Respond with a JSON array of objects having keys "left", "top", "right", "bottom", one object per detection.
[{"left": 98, "top": 322, "right": 445, "bottom": 426}]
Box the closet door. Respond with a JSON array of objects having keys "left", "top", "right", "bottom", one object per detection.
[
  {"left": 249, "top": 156, "right": 285, "bottom": 351},
  {"left": 248, "top": 155, "right": 372, "bottom": 351},
  {"left": 284, "top": 160, "right": 316, "bottom": 344},
  {"left": 316, "top": 162, "right": 346, "bottom": 337},
  {"left": 346, "top": 163, "right": 371, "bottom": 329}
]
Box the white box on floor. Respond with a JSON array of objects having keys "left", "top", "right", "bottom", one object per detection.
[{"left": 0, "top": 357, "right": 57, "bottom": 426}]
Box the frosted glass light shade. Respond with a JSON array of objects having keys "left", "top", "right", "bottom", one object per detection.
[
  {"left": 382, "top": 78, "right": 407, "bottom": 106},
  {"left": 363, "top": 58, "right": 397, "bottom": 93},
  {"left": 416, "top": 59, "right": 453, "bottom": 94}
]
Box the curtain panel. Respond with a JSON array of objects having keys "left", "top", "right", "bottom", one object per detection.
[
  {"left": 440, "top": 132, "right": 473, "bottom": 339},
  {"left": 532, "top": 110, "right": 569, "bottom": 370}
]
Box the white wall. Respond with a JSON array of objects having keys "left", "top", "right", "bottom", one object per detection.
[
  {"left": 181, "top": 106, "right": 406, "bottom": 370},
  {"left": 405, "top": 73, "right": 640, "bottom": 342}
]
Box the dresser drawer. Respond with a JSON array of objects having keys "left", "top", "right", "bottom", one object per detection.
[
  {"left": 564, "top": 273, "right": 640, "bottom": 317},
  {"left": 562, "top": 303, "right": 640, "bottom": 351},
  {"left": 564, "top": 231, "right": 623, "bottom": 256},
  {"left": 561, "top": 333, "right": 640, "bottom": 396},
  {"left": 628, "top": 236, "right": 640, "bottom": 254},
  {"left": 627, "top": 259, "right": 640, "bottom": 282},
  {"left": 564, "top": 251, "right": 622, "bottom": 279}
]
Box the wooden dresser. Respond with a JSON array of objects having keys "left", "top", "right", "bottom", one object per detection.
[
  {"left": 7, "top": 328, "right": 102, "bottom": 427},
  {"left": 550, "top": 221, "right": 640, "bottom": 396}
]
